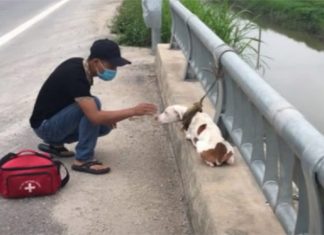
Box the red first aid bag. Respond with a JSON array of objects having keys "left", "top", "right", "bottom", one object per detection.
[{"left": 0, "top": 149, "right": 69, "bottom": 198}]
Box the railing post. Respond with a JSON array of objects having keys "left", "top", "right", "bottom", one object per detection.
[{"left": 142, "top": 0, "right": 162, "bottom": 55}]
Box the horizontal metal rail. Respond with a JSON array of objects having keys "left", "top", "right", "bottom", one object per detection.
[{"left": 169, "top": 0, "right": 324, "bottom": 234}]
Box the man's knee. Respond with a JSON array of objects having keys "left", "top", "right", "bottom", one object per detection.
[{"left": 93, "top": 96, "right": 102, "bottom": 110}]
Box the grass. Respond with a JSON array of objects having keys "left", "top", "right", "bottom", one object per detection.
[
  {"left": 110, "top": 0, "right": 261, "bottom": 66},
  {"left": 161, "top": 0, "right": 172, "bottom": 43},
  {"left": 110, "top": 0, "right": 258, "bottom": 47},
  {"left": 180, "top": 0, "right": 261, "bottom": 66},
  {"left": 110, "top": 0, "right": 150, "bottom": 46},
  {"left": 110, "top": 0, "right": 171, "bottom": 47},
  {"left": 224, "top": 0, "right": 324, "bottom": 40},
  {"left": 182, "top": 0, "right": 259, "bottom": 55}
]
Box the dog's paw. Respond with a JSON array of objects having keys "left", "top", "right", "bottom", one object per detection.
[
  {"left": 191, "top": 138, "right": 198, "bottom": 147},
  {"left": 226, "top": 156, "right": 235, "bottom": 165},
  {"left": 204, "top": 160, "right": 215, "bottom": 167},
  {"left": 185, "top": 133, "right": 192, "bottom": 139}
]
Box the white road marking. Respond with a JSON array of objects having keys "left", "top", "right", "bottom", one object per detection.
[{"left": 0, "top": 0, "right": 71, "bottom": 47}]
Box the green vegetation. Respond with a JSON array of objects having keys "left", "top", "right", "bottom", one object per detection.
[
  {"left": 111, "top": 0, "right": 259, "bottom": 64},
  {"left": 181, "top": 0, "right": 259, "bottom": 56},
  {"left": 110, "top": 0, "right": 150, "bottom": 46},
  {"left": 224, "top": 0, "right": 324, "bottom": 40},
  {"left": 161, "top": 0, "right": 172, "bottom": 43},
  {"left": 110, "top": 0, "right": 174, "bottom": 46}
]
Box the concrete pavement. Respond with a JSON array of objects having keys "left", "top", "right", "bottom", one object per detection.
[{"left": 51, "top": 47, "right": 192, "bottom": 235}]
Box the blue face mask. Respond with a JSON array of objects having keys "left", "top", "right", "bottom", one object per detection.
[{"left": 98, "top": 68, "right": 117, "bottom": 81}]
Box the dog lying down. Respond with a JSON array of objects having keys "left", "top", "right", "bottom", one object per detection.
[{"left": 157, "top": 105, "right": 234, "bottom": 167}]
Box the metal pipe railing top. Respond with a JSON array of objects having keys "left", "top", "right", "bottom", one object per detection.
[{"left": 221, "top": 52, "right": 324, "bottom": 168}]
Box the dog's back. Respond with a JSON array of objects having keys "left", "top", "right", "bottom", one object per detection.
[
  {"left": 157, "top": 105, "right": 235, "bottom": 167},
  {"left": 188, "top": 112, "right": 223, "bottom": 146},
  {"left": 189, "top": 112, "right": 235, "bottom": 166}
]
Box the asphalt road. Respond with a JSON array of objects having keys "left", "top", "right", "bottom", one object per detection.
[
  {"left": 0, "top": 1, "right": 192, "bottom": 234},
  {"left": 0, "top": 0, "right": 57, "bottom": 35}
]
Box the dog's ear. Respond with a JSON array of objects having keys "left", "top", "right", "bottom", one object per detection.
[
  {"left": 175, "top": 111, "right": 182, "bottom": 120},
  {"left": 174, "top": 108, "right": 184, "bottom": 120},
  {"left": 197, "top": 124, "right": 207, "bottom": 135}
]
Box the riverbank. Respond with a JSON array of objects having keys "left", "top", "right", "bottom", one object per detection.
[{"left": 223, "top": 0, "right": 324, "bottom": 41}]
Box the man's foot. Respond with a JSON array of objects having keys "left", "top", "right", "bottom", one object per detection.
[
  {"left": 38, "top": 143, "right": 75, "bottom": 158},
  {"left": 71, "top": 160, "right": 111, "bottom": 175}
]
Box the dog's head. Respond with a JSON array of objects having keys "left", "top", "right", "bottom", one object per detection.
[
  {"left": 200, "top": 142, "right": 234, "bottom": 167},
  {"left": 157, "top": 105, "right": 188, "bottom": 123}
]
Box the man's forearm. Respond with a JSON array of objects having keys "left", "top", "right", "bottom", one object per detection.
[
  {"left": 98, "top": 108, "right": 135, "bottom": 125},
  {"left": 76, "top": 97, "right": 156, "bottom": 125}
]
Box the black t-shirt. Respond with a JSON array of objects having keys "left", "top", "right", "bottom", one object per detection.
[{"left": 30, "top": 57, "right": 92, "bottom": 128}]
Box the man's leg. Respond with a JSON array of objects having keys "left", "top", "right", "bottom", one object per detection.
[
  {"left": 34, "top": 96, "right": 111, "bottom": 162},
  {"left": 64, "top": 125, "right": 111, "bottom": 144},
  {"left": 35, "top": 103, "right": 83, "bottom": 145},
  {"left": 74, "top": 115, "right": 111, "bottom": 161}
]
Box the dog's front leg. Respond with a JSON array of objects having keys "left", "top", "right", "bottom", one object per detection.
[
  {"left": 184, "top": 130, "right": 197, "bottom": 147},
  {"left": 191, "top": 137, "right": 197, "bottom": 147},
  {"left": 185, "top": 130, "right": 192, "bottom": 140}
]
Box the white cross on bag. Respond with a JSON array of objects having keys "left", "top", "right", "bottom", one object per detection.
[{"left": 24, "top": 182, "right": 36, "bottom": 193}]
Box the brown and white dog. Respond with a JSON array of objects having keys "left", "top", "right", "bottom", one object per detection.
[{"left": 157, "top": 105, "right": 234, "bottom": 167}]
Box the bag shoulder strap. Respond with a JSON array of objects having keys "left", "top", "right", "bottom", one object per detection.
[
  {"left": 54, "top": 160, "right": 70, "bottom": 188},
  {"left": 0, "top": 152, "right": 16, "bottom": 166}
]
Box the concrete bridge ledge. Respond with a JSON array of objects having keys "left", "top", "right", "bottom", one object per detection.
[{"left": 155, "top": 43, "right": 286, "bottom": 235}]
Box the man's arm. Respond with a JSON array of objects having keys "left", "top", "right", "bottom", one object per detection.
[{"left": 75, "top": 97, "right": 157, "bottom": 126}]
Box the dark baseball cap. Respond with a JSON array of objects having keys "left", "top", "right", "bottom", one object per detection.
[{"left": 89, "top": 39, "right": 131, "bottom": 66}]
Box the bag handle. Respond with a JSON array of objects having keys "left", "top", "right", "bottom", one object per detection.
[
  {"left": 54, "top": 160, "right": 70, "bottom": 188},
  {"left": 0, "top": 149, "right": 51, "bottom": 167},
  {"left": 16, "top": 149, "right": 51, "bottom": 158}
]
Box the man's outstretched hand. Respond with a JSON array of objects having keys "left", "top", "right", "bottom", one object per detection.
[{"left": 133, "top": 103, "right": 157, "bottom": 116}]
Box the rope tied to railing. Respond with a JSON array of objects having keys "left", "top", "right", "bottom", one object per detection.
[{"left": 181, "top": 44, "right": 236, "bottom": 130}]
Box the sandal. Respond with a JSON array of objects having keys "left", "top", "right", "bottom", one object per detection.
[
  {"left": 38, "top": 143, "right": 75, "bottom": 158},
  {"left": 71, "top": 160, "right": 111, "bottom": 175}
]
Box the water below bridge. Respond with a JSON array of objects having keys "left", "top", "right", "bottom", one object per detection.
[{"left": 249, "top": 20, "right": 324, "bottom": 135}]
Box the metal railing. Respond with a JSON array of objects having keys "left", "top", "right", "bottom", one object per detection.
[{"left": 168, "top": 0, "right": 324, "bottom": 234}]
